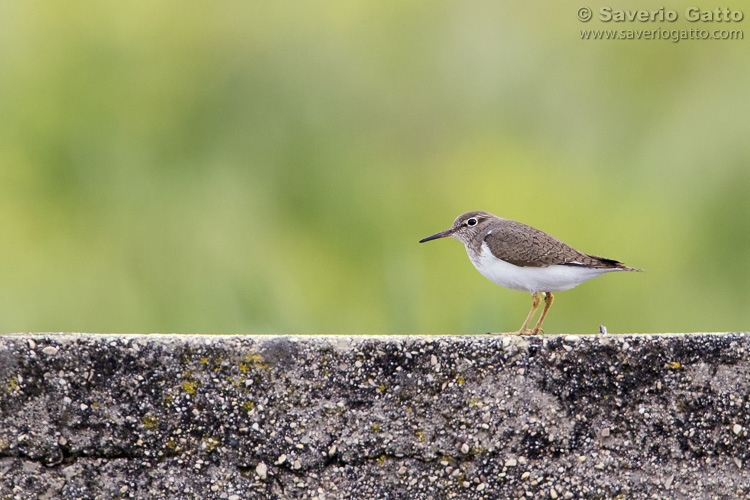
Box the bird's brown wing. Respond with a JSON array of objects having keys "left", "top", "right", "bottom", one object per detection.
[{"left": 482, "top": 219, "right": 628, "bottom": 269}]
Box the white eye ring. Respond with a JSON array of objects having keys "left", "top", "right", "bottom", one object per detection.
[{"left": 467, "top": 218, "right": 478, "bottom": 227}]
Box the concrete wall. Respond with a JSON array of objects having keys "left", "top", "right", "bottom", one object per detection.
[{"left": 0, "top": 332, "right": 748, "bottom": 500}]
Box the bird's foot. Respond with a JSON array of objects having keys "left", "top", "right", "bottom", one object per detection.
[{"left": 487, "top": 329, "right": 544, "bottom": 336}]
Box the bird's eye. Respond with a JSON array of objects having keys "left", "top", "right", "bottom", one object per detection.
[{"left": 467, "top": 218, "right": 478, "bottom": 227}]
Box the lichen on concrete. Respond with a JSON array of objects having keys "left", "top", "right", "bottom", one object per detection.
[{"left": 0, "top": 332, "right": 748, "bottom": 499}]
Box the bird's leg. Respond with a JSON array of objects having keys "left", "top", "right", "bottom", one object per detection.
[
  {"left": 518, "top": 292, "right": 542, "bottom": 335},
  {"left": 531, "top": 292, "right": 554, "bottom": 335}
]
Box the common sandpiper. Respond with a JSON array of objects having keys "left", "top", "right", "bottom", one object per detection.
[{"left": 420, "top": 211, "right": 640, "bottom": 335}]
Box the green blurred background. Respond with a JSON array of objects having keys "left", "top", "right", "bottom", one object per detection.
[{"left": 1, "top": 2, "right": 748, "bottom": 335}]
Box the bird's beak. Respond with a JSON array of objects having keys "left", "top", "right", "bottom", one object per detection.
[{"left": 419, "top": 228, "right": 454, "bottom": 243}]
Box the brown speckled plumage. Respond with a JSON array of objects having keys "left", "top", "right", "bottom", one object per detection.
[{"left": 464, "top": 211, "right": 633, "bottom": 269}]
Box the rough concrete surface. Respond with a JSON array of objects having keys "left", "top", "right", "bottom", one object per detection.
[{"left": 0, "top": 332, "right": 749, "bottom": 500}]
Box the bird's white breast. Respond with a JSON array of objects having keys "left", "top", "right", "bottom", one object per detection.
[{"left": 467, "top": 242, "right": 620, "bottom": 293}]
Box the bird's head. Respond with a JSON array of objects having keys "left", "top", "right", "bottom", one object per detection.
[{"left": 419, "top": 211, "right": 497, "bottom": 246}]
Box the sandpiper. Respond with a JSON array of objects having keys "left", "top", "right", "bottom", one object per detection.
[{"left": 420, "top": 211, "right": 640, "bottom": 335}]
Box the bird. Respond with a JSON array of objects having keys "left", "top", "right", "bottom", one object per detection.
[{"left": 419, "top": 211, "right": 640, "bottom": 335}]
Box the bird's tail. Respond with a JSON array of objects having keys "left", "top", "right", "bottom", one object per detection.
[{"left": 589, "top": 255, "right": 643, "bottom": 272}]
